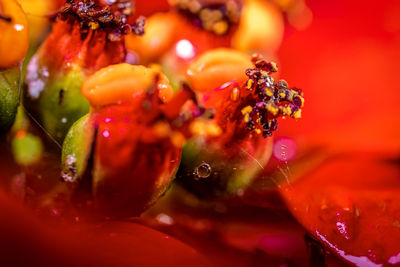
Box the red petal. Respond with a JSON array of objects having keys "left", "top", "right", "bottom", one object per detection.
[
  {"left": 0, "top": 189, "right": 207, "bottom": 265},
  {"left": 280, "top": 153, "right": 400, "bottom": 265},
  {"left": 277, "top": 0, "right": 400, "bottom": 155}
]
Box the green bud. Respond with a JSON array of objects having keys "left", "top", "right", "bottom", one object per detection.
[
  {"left": 177, "top": 136, "right": 272, "bottom": 198},
  {"left": 11, "top": 132, "right": 43, "bottom": 166},
  {"left": 26, "top": 65, "right": 90, "bottom": 141},
  {"left": 0, "top": 66, "right": 21, "bottom": 132}
]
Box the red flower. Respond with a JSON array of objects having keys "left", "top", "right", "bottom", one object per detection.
[
  {"left": 25, "top": 0, "right": 145, "bottom": 140},
  {"left": 62, "top": 63, "right": 200, "bottom": 217},
  {"left": 176, "top": 49, "right": 303, "bottom": 198}
]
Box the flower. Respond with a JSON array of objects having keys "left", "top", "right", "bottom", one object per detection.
[
  {"left": 0, "top": 187, "right": 207, "bottom": 266},
  {"left": 62, "top": 63, "right": 201, "bottom": 217},
  {"left": 24, "top": 0, "right": 145, "bottom": 141},
  {"left": 1, "top": 0, "right": 399, "bottom": 265},
  {"left": 176, "top": 49, "right": 303, "bottom": 198}
]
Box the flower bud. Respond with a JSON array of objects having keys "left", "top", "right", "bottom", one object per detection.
[
  {"left": 62, "top": 64, "right": 197, "bottom": 217},
  {"left": 25, "top": 0, "right": 145, "bottom": 141},
  {"left": 177, "top": 50, "right": 304, "bottom": 198}
]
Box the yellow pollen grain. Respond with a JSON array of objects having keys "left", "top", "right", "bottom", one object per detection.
[
  {"left": 267, "top": 105, "right": 279, "bottom": 116},
  {"left": 265, "top": 88, "right": 274, "bottom": 97},
  {"left": 246, "top": 79, "right": 254, "bottom": 90},
  {"left": 270, "top": 62, "right": 278, "bottom": 72},
  {"left": 89, "top": 22, "right": 99, "bottom": 30},
  {"left": 255, "top": 128, "right": 261, "bottom": 134},
  {"left": 244, "top": 113, "right": 250, "bottom": 123},
  {"left": 279, "top": 92, "right": 286, "bottom": 98},
  {"left": 241, "top": 105, "right": 253, "bottom": 115},
  {"left": 282, "top": 106, "right": 292, "bottom": 115},
  {"left": 293, "top": 110, "right": 302, "bottom": 119}
]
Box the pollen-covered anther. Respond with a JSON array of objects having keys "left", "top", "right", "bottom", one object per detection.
[
  {"left": 58, "top": 0, "right": 145, "bottom": 41},
  {"left": 241, "top": 54, "right": 304, "bottom": 138},
  {"left": 241, "top": 105, "right": 253, "bottom": 115},
  {"left": 173, "top": 0, "right": 241, "bottom": 35}
]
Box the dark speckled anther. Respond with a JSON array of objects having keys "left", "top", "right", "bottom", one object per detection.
[
  {"left": 58, "top": 0, "right": 145, "bottom": 41},
  {"left": 172, "top": 0, "right": 242, "bottom": 35},
  {"left": 242, "top": 54, "right": 304, "bottom": 138}
]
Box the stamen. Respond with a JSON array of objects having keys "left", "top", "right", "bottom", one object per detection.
[
  {"left": 173, "top": 0, "right": 242, "bottom": 35},
  {"left": 240, "top": 54, "right": 304, "bottom": 138},
  {"left": 58, "top": 0, "right": 145, "bottom": 41}
]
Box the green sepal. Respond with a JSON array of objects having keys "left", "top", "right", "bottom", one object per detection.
[
  {"left": 61, "top": 114, "right": 95, "bottom": 182},
  {"left": 177, "top": 136, "right": 272, "bottom": 198}
]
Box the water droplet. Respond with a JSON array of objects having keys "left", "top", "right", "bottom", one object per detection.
[
  {"left": 156, "top": 213, "right": 174, "bottom": 225},
  {"left": 104, "top": 117, "right": 113, "bottom": 123},
  {"left": 335, "top": 210, "right": 358, "bottom": 241},
  {"left": 194, "top": 162, "right": 212, "bottom": 179},
  {"left": 273, "top": 136, "right": 298, "bottom": 162},
  {"left": 102, "top": 130, "right": 111, "bottom": 138},
  {"left": 320, "top": 205, "right": 359, "bottom": 242}
]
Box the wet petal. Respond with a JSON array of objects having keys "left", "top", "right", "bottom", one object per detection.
[{"left": 280, "top": 153, "right": 400, "bottom": 266}]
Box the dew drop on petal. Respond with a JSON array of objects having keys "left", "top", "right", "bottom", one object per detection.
[
  {"left": 194, "top": 162, "right": 212, "bottom": 179},
  {"left": 334, "top": 210, "right": 358, "bottom": 241},
  {"left": 273, "top": 136, "right": 298, "bottom": 162}
]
